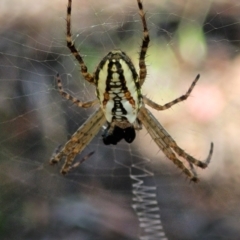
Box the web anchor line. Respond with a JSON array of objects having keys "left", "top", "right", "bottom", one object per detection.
[{"left": 131, "top": 163, "right": 168, "bottom": 240}]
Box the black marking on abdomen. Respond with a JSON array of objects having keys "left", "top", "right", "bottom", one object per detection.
[{"left": 94, "top": 50, "right": 142, "bottom": 123}]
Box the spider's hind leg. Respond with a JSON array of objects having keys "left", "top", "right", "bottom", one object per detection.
[
  {"left": 66, "top": 0, "right": 94, "bottom": 84},
  {"left": 143, "top": 74, "right": 200, "bottom": 111},
  {"left": 55, "top": 74, "right": 98, "bottom": 108},
  {"left": 137, "top": 0, "right": 150, "bottom": 86}
]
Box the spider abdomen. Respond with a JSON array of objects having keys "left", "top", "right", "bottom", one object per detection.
[{"left": 95, "top": 50, "right": 142, "bottom": 124}]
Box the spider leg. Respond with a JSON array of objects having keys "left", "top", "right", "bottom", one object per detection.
[
  {"left": 171, "top": 142, "right": 214, "bottom": 169},
  {"left": 67, "top": 0, "right": 94, "bottom": 84},
  {"left": 133, "top": 118, "right": 142, "bottom": 130},
  {"left": 189, "top": 162, "right": 197, "bottom": 178},
  {"left": 50, "top": 108, "right": 106, "bottom": 174},
  {"left": 137, "top": 0, "right": 150, "bottom": 86},
  {"left": 138, "top": 107, "right": 213, "bottom": 182},
  {"left": 61, "top": 144, "right": 94, "bottom": 175},
  {"left": 56, "top": 74, "right": 98, "bottom": 108},
  {"left": 70, "top": 151, "right": 95, "bottom": 171},
  {"left": 144, "top": 74, "right": 200, "bottom": 110}
]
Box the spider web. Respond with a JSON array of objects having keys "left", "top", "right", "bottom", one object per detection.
[{"left": 1, "top": 0, "right": 240, "bottom": 239}]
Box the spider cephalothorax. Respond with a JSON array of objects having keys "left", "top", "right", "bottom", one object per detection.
[{"left": 50, "top": 0, "right": 214, "bottom": 182}]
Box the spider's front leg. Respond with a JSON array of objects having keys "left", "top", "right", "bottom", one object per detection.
[
  {"left": 138, "top": 107, "right": 213, "bottom": 182},
  {"left": 50, "top": 108, "right": 106, "bottom": 175},
  {"left": 172, "top": 142, "right": 214, "bottom": 169}
]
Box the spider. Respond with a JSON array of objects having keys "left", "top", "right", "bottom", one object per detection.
[{"left": 50, "top": 0, "right": 214, "bottom": 182}]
